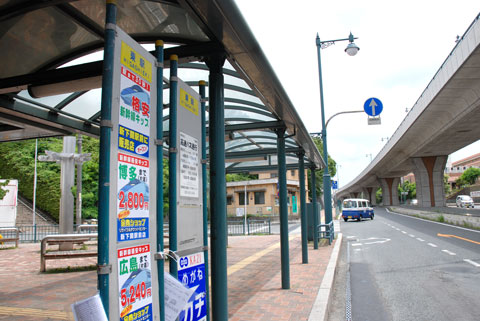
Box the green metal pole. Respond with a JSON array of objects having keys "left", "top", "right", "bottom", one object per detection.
[
  {"left": 316, "top": 34, "right": 333, "bottom": 232},
  {"left": 168, "top": 55, "right": 178, "bottom": 277},
  {"left": 199, "top": 80, "right": 210, "bottom": 321},
  {"left": 155, "top": 40, "right": 165, "bottom": 321},
  {"left": 276, "top": 127, "right": 290, "bottom": 289},
  {"left": 298, "top": 152, "right": 308, "bottom": 263},
  {"left": 98, "top": 0, "right": 116, "bottom": 314},
  {"left": 311, "top": 167, "right": 319, "bottom": 250},
  {"left": 206, "top": 53, "right": 227, "bottom": 321}
]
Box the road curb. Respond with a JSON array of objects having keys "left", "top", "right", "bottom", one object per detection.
[{"left": 308, "top": 232, "right": 343, "bottom": 321}]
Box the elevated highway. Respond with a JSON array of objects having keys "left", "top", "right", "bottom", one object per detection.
[{"left": 337, "top": 13, "right": 480, "bottom": 207}]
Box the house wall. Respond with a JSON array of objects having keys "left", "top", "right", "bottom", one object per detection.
[{"left": 226, "top": 170, "right": 309, "bottom": 217}]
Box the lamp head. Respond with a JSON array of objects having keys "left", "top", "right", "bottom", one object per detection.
[{"left": 345, "top": 32, "right": 359, "bottom": 56}]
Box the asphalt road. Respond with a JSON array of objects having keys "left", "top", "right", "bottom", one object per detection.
[{"left": 328, "top": 207, "right": 480, "bottom": 321}]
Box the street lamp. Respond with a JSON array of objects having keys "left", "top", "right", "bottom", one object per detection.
[{"left": 315, "top": 32, "right": 359, "bottom": 228}]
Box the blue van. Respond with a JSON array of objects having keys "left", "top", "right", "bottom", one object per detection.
[{"left": 342, "top": 198, "right": 374, "bottom": 222}]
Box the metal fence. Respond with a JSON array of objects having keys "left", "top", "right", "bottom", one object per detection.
[
  {"left": 2, "top": 219, "right": 271, "bottom": 243},
  {"left": 2, "top": 224, "right": 97, "bottom": 243},
  {"left": 227, "top": 218, "right": 271, "bottom": 236}
]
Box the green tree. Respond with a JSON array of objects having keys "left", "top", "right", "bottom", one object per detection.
[
  {"left": 444, "top": 174, "right": 451, "bottom": 195},
  {"left": 0, "top": 179, "right": 9, "bottom": 200},
  {"left": 398, "top": 180, "right": 416, "bottom": 200},
  {"left": 0, "top": 138, "right": 63, "bottom": 220},
  {"left": 226, "top": 173, "right": 257, "bottom": 182},
  {"left": 458, "top": 167, "right": 480, "bottom": 185},
  {"left": 376, "top": 187, "right": 382, "bottom": 204},
  {"left": 308, "top": 136, "right": 336, "bottom": 199}
]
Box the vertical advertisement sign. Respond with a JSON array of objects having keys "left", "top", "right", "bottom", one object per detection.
[
  {"left": 117, "top": 153, "right": 149, "bottom": 241},
  {"left": 176, "top": 79, "right": 203, "bottom": 253},
  {"left": 175, "top": 79, "right": 206, "bottom": 321},
  {"left": 117, "top": 39, "right": 152, "bottom": 243},
  {"left": 177, "top": 253, "right": 207, "bottom": 321},
  {"left": 109, "top": 27, "right": 158, "bottom": 321}
]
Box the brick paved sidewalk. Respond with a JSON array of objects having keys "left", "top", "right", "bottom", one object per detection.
[{"left": 0, "top": 231, "right": 335, "bottom": 320}]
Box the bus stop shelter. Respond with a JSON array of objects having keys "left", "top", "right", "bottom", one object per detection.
[{"left": 0, "top": 1, "right": 325, "bottom": 320}]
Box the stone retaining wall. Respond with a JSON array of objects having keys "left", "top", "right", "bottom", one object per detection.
[{"left": 388, "top": 206, "right": 480, "bottom": 229}]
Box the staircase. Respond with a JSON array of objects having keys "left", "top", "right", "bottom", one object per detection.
[{"left": 15, "top": 195, "right": 57, "bottom": 226}]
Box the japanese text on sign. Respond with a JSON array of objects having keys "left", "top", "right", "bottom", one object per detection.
[
  {"left": 118, "top": 125, "right": 149, "bottom": 157},
  {"left": 180, "top": 88, "right": 199, "bottom": 116},
  {"left": 118, "top": 244, "right": 153, "bottom": 321},
  {"left": 177, "top": 252, "right": 206, "bottom": 321},
  {"left": 121, "top": 41, "right": 152, "bottom": 83},
  {"left": 179, "top": 132, "right": 199, "bottom": 198}
]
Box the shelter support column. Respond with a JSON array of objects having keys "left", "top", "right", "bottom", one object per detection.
[
  {"left": 379, "top": 178, "right": 400, "bottom": 206},
  {"left": 276, "top": 127, "right": 290, "bottom": 289},
  {"left": 298, "top": 152, "right": 308, "bottom": 264},
  {"left": 310, "top": 167, "right": 319, "bottom": 250},
  {"left": 155, "top": 40, "right": 165, "bottom": 321},
  {"left": 97, "top": 0, "right": 117, "bottom": 311},
  {"left": 206, "top": 53, "right": 228, "bottom": 320},
  {"left": 411, "top": 156, "right": 448, "bottom": 207}
]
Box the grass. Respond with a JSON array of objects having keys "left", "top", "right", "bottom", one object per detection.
[
  {"left": 0, "top": 245, "right": 17, "bottom": 250},
  {"left": 400, "top": 211, "right": 480, "bottom": 231},
  {"left": 44, "top": 264, "right": 97, "bottom": 274}
]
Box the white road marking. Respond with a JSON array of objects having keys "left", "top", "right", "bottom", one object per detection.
[
  {"left": 464, "top": 259, "right": 480, "bottom": 267},
  {"left": 427, "top": 243, "right": 437, "bottom": 248},
  {"left": 408, "top": 234, "right": 415, "bottom": 237},
  {"left": 416, "top": 238, "right": 425, "bottom": 242},
  {"left": 401, "top": 231, "right": 407, "bottom": 234},
  {"left": 351, "top": 243, "right": 362, "bottom": 247},
  {"left": 441, "top": 249, "right": 456, "bottom": 256}
]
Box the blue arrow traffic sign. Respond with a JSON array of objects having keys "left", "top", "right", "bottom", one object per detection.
[
  {"left": 364, "top": 97, "right": 383, "bottom": 116},
  {"left": 332, "top": 180, "right": 338, "bottom": 190}
]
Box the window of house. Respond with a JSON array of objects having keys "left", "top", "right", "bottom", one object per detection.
[
  {"left": 254, "top": 191, "right": 265, "bottom": 204},
  {"left": 227, "top": 195, "right": 233, "bottom": 205},
  {"left": 271, "top": 173, "right": 278, "bottom": 178},
  {"left": 239, "top": 192, "right": 249, "bottom": 205},
  {"left": 291, "top": 170, "right": 295, "bottom": 176}
]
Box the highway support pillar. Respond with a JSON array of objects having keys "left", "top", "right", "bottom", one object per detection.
[
  {"left": 98, "top": 0, "right": 117, "bottom": 313},
  {"left": 362, "top": 187, "right": 378, "bottom": 205},
  {"left": 155, "top": 40, "right": 165, "bottom": 321},
  {"left": 379, "top": 177, "right": 400, "bottom": 206},
  {"left": 311, "top": 167, "right": 319, "bottom": 250},
  {"left": 168, "top": 54, "right": 179, "bottom": 277},
  {"left": 411, "top": 156, "right": 448, "bottom": 207},
  {"left": 206, "top": 53, "right": 228, "bottom": 321},
  {"left": 298, "top": 151, "right": 308, "bottom": 264},
  {"left": 276, "top": 127, "right": 290, "bottom": 289}
]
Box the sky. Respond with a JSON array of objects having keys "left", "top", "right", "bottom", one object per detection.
[{"left": 233, "top": 0, "right": 480, "bottom": 187}]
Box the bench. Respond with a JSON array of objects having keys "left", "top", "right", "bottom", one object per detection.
[
  {"left": 0, "top": 227, "right": 19, "bottom": 248},
  {"left": 317, "top": 221, "right": 334, "bottom": 245},
  {"left": 40, "top": 234, "right": 98, "bottom": 272}
]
